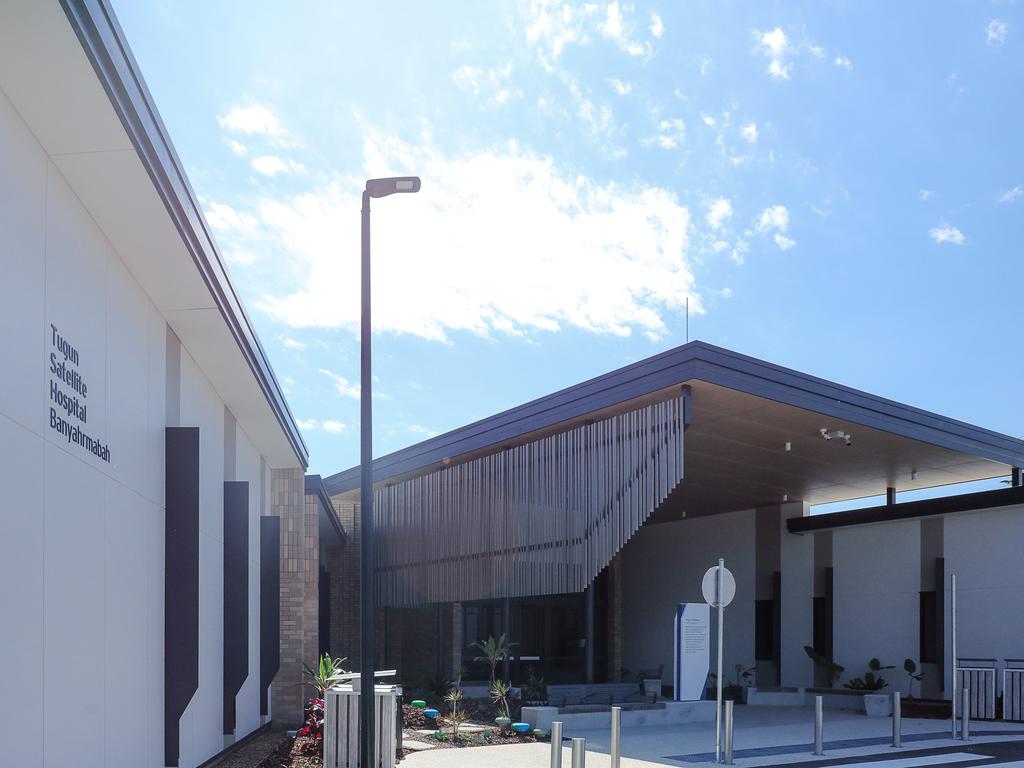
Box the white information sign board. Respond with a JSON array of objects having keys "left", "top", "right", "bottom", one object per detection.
[{"left": 673, "top": 602, "right": 710, "bottom": 701}]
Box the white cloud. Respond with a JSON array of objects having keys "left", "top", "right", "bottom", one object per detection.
[
  {"left": 719, "top": 287, "right": 734, "bottom": 299},
  {"left": 929, "top": 223, "right": 965, "bottom": 245},
  {"left": 702, "top": 114, "right": 716, "bottom": 128},
  {"left": 918, "top": 189, "right": 934, "bottom": 201},
  {"left": 452, "top": 63, "right": 516, "bottom": 106},
  {"left": 834, "top": 55, "right": 853, "bottom": 70},
  {"left": 218, "top": 105, "right": 285, "bottom": 136},
  {"left": 740, "top": 122, "right": 758, "bottom": 143},
  {"left": 236, "top": 130, "right": 697, "bottom": 342},
  {"left": 757, "top": 205, "right": 790, "bottom": 233},
  {"left": 998, "top": 185, "right": 1022, "bottom": 204},
  {"left": 409, "top": 424, "right": 439, "bottom": 438},
  {"left": 281, "top": 337, "right": 306, "bottom": 350},
  {"left": 756, "top": 205, "right": 795, "bottom": 250},
  {"left": 650, "top": 13, "right": 664, "bottom": 39},
  {"left": 226, "top": 139, "right": 248, "bottom": 157},
  {"left": 608, "top": 77, "right": 632, "bottom": 95},
  {"left": 987, "top": 19, "right": 1008, "bottom": 46},
  {"left": 699, "top": 57, "right": 713, "bottom": 77},
  {"left": 756, "top": 27, "right": 792, "bottom": 80},
  {"left": 521, "top": 0, "right": 656, "bottom": 66},
  {"left": 705, "top": 198, "right": 733, "bottom": 230},
  {"left": 774, "top": 233, "right": 796, "bottom": 250},
  {"left": 224, "top": 248, "right": 258, "bottom": 266},
  {"left": 731, "top": 239, "right": 750, "bottom": 265},
  {"left": 648, "top": 119, "right": 686, "bottom": 149},
  {"left": 204, "top": 201, "right": 260, "bottom": 238},
  {"left": 251, "top": 155, "right": 289, "bottom": 176},
  {"left": 319, "top": 368, "right": 360, "bottom": 398},
  {"left": 296, "top": 418, "right": 347, "bottom": 433},
  {"left": 520, "top": 1, "right": 601, "bottom": 70}
]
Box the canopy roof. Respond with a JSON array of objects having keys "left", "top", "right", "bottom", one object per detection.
[{"left": 327, "top": 342, "right": 1023, "bottom": 513}]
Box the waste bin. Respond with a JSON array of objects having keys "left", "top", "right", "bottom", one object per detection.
[{"left": 323, "top": 681, "right": 402, "bottom": 768}]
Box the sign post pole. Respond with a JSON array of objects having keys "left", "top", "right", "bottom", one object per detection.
[
  {"left": 715, "top": 558, "right": 724, "bottom": 763},
  {"left": 702, "top": 559, "right": 735, "bottom": 766}
]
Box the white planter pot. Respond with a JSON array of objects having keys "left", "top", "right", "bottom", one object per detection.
[
  {"left": 643, "top": 679, "right": 662, "bottom": 698},
  {"left": 863, "top": 693, "right": 891, "bottom": 717}
]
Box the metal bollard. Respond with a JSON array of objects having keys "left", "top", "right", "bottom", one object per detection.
[
  {"left": 610, "top": 706, "right": 621, "bottom": 768},
  {"left": 550, "top": 721, "right": 563, "bottom": 768},
  {"left": 892, "top": 692, "right": 902, "bottom": 748},
  {"left": 571, "top": 737, "right": 586, "bottom": 768},
  {"left": 813, "top": 695, "right": 824, "bottom": 756},
  {"left": 723, "top": 700, "right": 734, "bottom": 764},
  {"left": 961, "top": 688, "right": 970, "bottom": 741}
]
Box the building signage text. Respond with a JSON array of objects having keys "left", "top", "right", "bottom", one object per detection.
[{"left": 48, "top": 323, "right": 110, "bottom": 462}]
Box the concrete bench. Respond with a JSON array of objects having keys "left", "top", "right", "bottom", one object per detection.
[{"left": 546, "top": 682, "right": 650, "bottom": 706}]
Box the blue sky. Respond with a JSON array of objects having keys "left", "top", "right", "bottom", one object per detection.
[{"left": 112, "top": 1, "right": 1023, "bottom": 480}]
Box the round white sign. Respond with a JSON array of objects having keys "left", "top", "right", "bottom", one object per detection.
[{"left": 701, "top": 565, "right": 736, "bottom": 607}]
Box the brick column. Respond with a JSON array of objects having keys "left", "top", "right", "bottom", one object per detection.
[
  {"left": 451, "top": 602, "right": 463, "bottom": 681},
  {"left": 331, "top": 498, "right": 362, "bottom": 668},
  {"left": 270, "top": 468, "right": 316, "bottom": 725}
]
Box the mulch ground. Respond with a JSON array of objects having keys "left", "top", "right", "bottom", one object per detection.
[{"left": 212, "top": 701, "right": 540, "bottom": 766}]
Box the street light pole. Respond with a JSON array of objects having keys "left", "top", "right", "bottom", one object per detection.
[
  {"left": 359, "top": 187, "right": 375, "bottom": 768},
  {"left": 359, "top": 176, "right": 421, "bottom": 768}
]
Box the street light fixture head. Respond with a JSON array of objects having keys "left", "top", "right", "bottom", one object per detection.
[{"left": 365, "top": 176, "right": 421, "bottom": 198}]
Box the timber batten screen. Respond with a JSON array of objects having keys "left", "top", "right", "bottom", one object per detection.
[{"left": 375, "top": 394, "right": 686, "bottom": 606}]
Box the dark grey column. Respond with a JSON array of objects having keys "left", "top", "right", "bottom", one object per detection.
[
  {"left": 585, "top": 583, "right": 595, "bottom": 683},
  {"left": 503, "top": 598, "right": 512, "bottom": 682},
  {"left": 260, "top": 516, "right": 281, "bottom": 717},
  {"left": 165, "top": 427, "right": 200, "bottom": 767},
  {"left": 223, "top": 481, "right": 250, "bottom": 735}
]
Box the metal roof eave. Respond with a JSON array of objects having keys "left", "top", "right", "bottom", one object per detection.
[{"left": 324, "top": 341, "right": 1024, "bottom": 496}]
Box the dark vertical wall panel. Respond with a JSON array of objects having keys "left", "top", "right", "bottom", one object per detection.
[
  {"left": 823, "top": 566, "right": 834, "bottom": 664},
  {"left": 165, "top": 427, "right": 200, "bottom": 767},
  {"left": 260, "top": 516, "right": 281, "bottom": 717},
  {"left": 223, "top": 481, "right": 250, "bottom": 735},
  {"left": 771, "top": 570, "right": 782, "bottom": 683},
  {"left": 935, "top": 556, "right": 945, "bottom": 689}
]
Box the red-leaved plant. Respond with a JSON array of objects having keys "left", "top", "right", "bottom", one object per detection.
[{"left": 296, "top": 698, "right": 325, "bottom": 755}]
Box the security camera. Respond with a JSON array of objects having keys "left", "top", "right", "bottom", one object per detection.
[{"left": 820, "top": 428, "right": 853, "bottom": 446}]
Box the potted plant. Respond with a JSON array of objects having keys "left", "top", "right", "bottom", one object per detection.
[
  {"left": 727, "top": 664, "right": 756, "bottom": 703},
  {"left": 804, "top": 646, "right": 844, "bottom": 687},
  {"left": 522, "top": 669, "right": 548, "bottom": 706},
  {"left": 903, "top": 658, "right": 925, "bottom": 698},
  {"left": 640, "top": 664, "right": 664, "bottom": 699},
  {"left": 491, "top": 679, "right": 513, "bottom": 733},
  {"left": 843, "top": 658, "right": 893, "bottom": 716}
]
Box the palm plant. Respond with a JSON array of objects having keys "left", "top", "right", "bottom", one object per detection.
[
  {"left": 473, "top": 633, "right": 516, "bottom": 683},
  {"left": 303, "top": 652, "right": 349, "bottom": 697},
  {"left": 490, "top": 679, "right": 512, "bottom": 721},
  {"left": 444, "top": 688, "right": 466, "bottom": 739}
]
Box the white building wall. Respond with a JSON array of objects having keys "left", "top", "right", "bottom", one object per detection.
[
  {"left": 943, "top": 505, "right": 1024, "bottom": 696},
  {"left": 779, "top": 503, "right": 815, "bottom": 687},
  {"left": 0, "top": 79, "right": 274, "bottom": 768},
  {"left": 621, "top": 509, "right": 756, "bottom": 688},
  {"left": 832, "top": 520, "right": 920, "bottom": 690}
]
